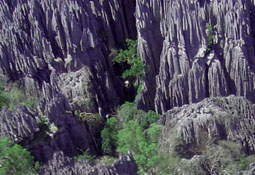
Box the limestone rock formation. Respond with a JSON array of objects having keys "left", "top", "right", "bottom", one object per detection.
[
  {"left": 159, "top": 96, "right": 255, "bottom": 155},
  {"left": 136, "top": 0, "right": 164, "bottom": 110},
  {"left": 2, "top": 0, "right": 255, "bottom": 174},
  {"left": 0, "top": 0, "right": 136, "bottom": 115},
  {"left": 0, "top": 0, "right": 137, "bottom": 171},
  {"left": 158, "top": 96, "right": 255, "bottom": 174},
  {"left": 137, "top": 0, "right": 255, "bottom": 113},
  {"left": 0, "top": 106, "right": 39, "bottom": 142},
  {"left": 39, "top": 152, "right": 137, "bottom": 175}
]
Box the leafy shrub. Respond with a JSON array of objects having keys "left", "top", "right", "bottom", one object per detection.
[
  {"left": 140, "top": 111, "right": 160, "bottom": 129},
  {"left": 100, "top": 102, "right": 162, "bottom": 173},
  {"left": 34, "top": 161, "right": 40, "bottom": 172},
  {"left": 23, "top": 100, "right": 38, "bottom": 110},
  {"left": 75, "top": 98, "right": 96, "bottom": 113},
  {"left": 117, "top": 102, "right": 160, "bottom": 129},
  {"left": 202, "top": 141, "right": 247, "bottom": 174},
  {"left": 101, "top": 118, "right": 119, "bottom": 156},
  {"left": 0, "top": 82, "right": 38, "bottom": 111},
  {"left": 117, "top": 102, "right": 143, "bottom": 124},
  {"left": 238, "top": 157, "right": 249, "bottom": 170},
  {"left": 38, "top": 116, "right": 49, "bottom": 127},
  {"left": 76, "top": 111, "right": 103, "bottom": 127},
  {"left": 74, "top": 149, "right": 95, "bottom": 163},
  {"left": 0, "top": 137, "right": 37, "bottom": 175},
  {"left": 206, "top": 23, "right": 214, "bottom": 52},
  {"left": 117, "top": 120, "right": 143, "bottom": 154},
  {"left": 49, "top": 123, "right": 58, "bottom": 134},
  {"left": 113, "top": 39, "right": 144, "bottom": 79},
  {"left": 154, "top": 155, "right": 182, "bottom": 175},
  {"left": 33, "top": 116, "right": 52, "bottom": 145},
  {"left": 117, "top": 120, "right": 162, "bottom": 174},
  {"left": 134, "top": 83, "right": 143, "bottom": 102}
]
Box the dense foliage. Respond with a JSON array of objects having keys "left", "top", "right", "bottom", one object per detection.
[
  {"left": 117, "top": 121, "right": 161, "bottom": 174},
  {"left": 101, "top": 118, "right": 119, "bottom": 156},
  {"left": 116, "top": 102, "right": 160, "bottom": 128},
  {"left": 113, "top": 39, "right": 144, "bottom": 79},
  {"left": 100, "top": 102, "right": 161, "bottom": 174},
  {"left": 0, "top": 137, "right": 37, "bottom": 175}
]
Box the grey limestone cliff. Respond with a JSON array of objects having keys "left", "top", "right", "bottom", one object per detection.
[
  {"left": 39, "top": 152, "right": 137, "bottom": 175},
  {"left": 158, "top": 96, "right": 255, "bottom": 174},
  {"left": 137, "top": 0, "right": 255, "bottom": 114},
  {"left": 0, "top": 106, "right": 39, "bottom": 142},
  {"left": 2, "top": 0, "right": 255, "bottom": 174},
  {"left": 159, "top": 96, "right": 255, "bottom": 155},
  {"left": 0, "top": 0, "right": 137, "bottom": 114},
  {"left": 0, "top": 0, "right": 137, "bottom": 173}
]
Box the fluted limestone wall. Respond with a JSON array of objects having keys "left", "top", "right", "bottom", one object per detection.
[
  {"left": 137, "top": 0, "right": 255, "bottom": 113},
  {"left": 0, "top": 0, "right": 136, "bottom": 165},
  {"left": 0, "top": 0, "right": 136, "bottom": 114},
  {"left": 159, "top": 96, "right": 255, "bottom": 156}
]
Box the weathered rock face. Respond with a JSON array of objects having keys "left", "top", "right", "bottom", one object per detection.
[
  {"left": 159, "top": 96, "right": 255, "bottom": 156},
  {"left": 0, "top": 106, "right": 39, "bottom": 142},
  {"left": 157, "top": 96, "right": 255, "bottom": 174},
  {"left": 0, "top": 0, "right": 136, "bottom": 114},
  {"left": 2, "top": 0, "right": 255, "bottom": 174},
  {"left": 0, "top": 0, "right": 136, "bottom": 166},
  {"left": 30, "top": 94, "right": 97, "bottom": 162},
  {"left": 176, "top": 154, "right": 255, "bottom": 175},
  {"left": 136, "top": 0, "right": 164, "bottom": 110},
  {"left": 0, "top": 98, "right": 97, "bottom": 163},
  {"left": 137, "top": 0, "right": 255, "bottom": 113},
  {"left": 39, "top": 152, "right": 137, "bottom": 175}
]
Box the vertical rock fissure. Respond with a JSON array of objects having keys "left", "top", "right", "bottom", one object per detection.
[{"left": 204, "top": 63, "right": 210, "bottom": 98}]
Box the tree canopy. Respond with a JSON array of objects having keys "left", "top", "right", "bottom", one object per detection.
[{"left": 0, "top": 137, "right": 37, "bottom": 175}]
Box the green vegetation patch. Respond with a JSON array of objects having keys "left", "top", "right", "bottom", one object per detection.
[
  {"left": 206, "top": 23, "right": 214, "bottom": 53},
  {"left": 8, "top": 85, "right": 38, "bottom": 111},
  {"left": 0, "top": 83, "right": 38, "bottom": 111},
  {"left": 100, "top": 102, "right": 161, "bottom": 174},
  {"left": 0, "top": 137, "right": 38, "bottom": 175},
  {"left": 101, "top": 118, "right": 119, "bottom": 156},
  {"left": 117, "top": 120, "right": 162, "bottom": 174},
  {"left": 113, "top": 39, "right": 144, "bottom": 79},
  {"left": 74, "top": 149, "right": 95, "bottom": 163}
]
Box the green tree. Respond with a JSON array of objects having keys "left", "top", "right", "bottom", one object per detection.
[
  {"left": 117, "top": 102, "right": 143, "bottom": 125},
  {"left": 101, "top": 118, "right": 119, "bottom": 156},
  {"left": 113, "top": 39, "right": 144, "bottom": 79},
  {"left": 117, "top": 102, "right": 160, "bottom": 129},
  {"left": 140, "top": 111, "right": 160, "bottom": 129},
  {"left": 117, "top": 120, "right": 144, "bottom": 154},
  {"left": 117, "top": 120, "right": 162, "bottom": 174},
  {"left": 0, "top": 137, "right": 37, "bottom": 175}
]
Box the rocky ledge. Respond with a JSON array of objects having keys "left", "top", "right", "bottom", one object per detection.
[
  {"left": 158, "top": 96, "right": 255, "bottom": 174},
  {"left": 39, "top": 152, "right": 137, "bottom": 175}
]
